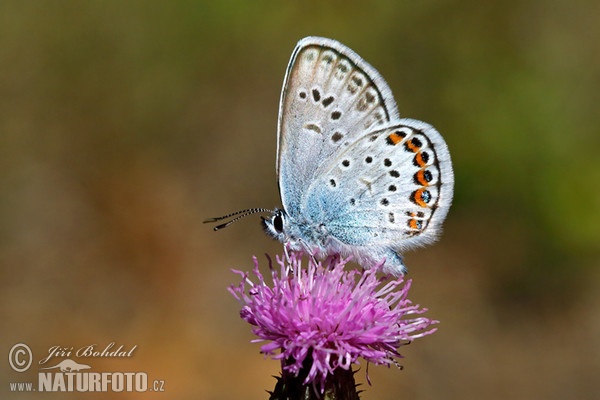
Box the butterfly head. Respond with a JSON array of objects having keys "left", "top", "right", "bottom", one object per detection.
[{"left": 261, "top": 208, "right": 289, "bottom": 242}]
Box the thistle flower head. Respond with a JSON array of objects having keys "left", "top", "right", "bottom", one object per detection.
[{"left": 229, "top": 252, "right": 437, "bottom": 392}]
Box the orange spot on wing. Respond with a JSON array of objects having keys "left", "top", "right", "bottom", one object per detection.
[
  {"left": 415, "top": 169, "right": 430, "bottom": 186},
  {"left": 405, "top": 141, "right": 419, "bottom": 152},
  {"left": 386, "top": 132, "right": 403, "bottom": 145},
  {"left": 414, "top": 152, "right": 427, "bottom": 167},
  {"left": 408, "top": 218, "right": 423, "bottom": 230},
  {"left": 412, "top": 188, "right": 430, "bottom": 208}
]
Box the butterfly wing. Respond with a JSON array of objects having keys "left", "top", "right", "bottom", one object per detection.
[
  {"left": 302, "top": 119, "right": 454, "bottom": 272},
  {"left": 277, "top": 37, "right": 401, "bottom": 218}
]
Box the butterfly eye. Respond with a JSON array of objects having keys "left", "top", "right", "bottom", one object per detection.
[{"left": 273, "top": 214, "right": 284, "bottom": 233}]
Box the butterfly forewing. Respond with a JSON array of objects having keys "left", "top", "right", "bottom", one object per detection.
[{"left": 277, "top": 37, "right": 400, "bottom": 218}]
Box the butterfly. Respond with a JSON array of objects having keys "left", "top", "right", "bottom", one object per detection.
[{"left": 206, "top": 37, "right": 454, "bottom": 275}]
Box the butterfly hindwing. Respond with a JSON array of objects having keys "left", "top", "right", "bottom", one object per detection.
[{"left": 303, "top": 119, "right": 454, "bottom": 253}]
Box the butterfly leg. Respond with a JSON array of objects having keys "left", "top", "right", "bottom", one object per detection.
[
  {"left": 281, "top": 244, "right": 294, "bottom": 275},
  {"left": 282, "top": 242, "right": 312, "bottom": 273},
  {"left": 297, "top": 238, "right": 321, "bottom": 266}
]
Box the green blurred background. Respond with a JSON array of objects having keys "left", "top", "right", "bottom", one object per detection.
[{"left": 1, "top": 1, "right": 599, "bottom": 399}]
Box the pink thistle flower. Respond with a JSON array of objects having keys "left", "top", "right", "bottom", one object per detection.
[{"left": 229, "top": 251, "right": 438, "bottom": 397}]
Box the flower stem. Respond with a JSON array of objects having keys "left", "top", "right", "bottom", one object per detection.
[{"left": 269, "top": 356, "right": 361, "bottom": 400}]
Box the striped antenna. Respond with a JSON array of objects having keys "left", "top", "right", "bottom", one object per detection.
[{"left": 203, "top": 208, "right": 274, "bottom": 231}]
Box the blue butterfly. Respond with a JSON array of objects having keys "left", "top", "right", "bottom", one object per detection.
[{"left": 206, "top": 37, "right": 453, "bottom": 275}]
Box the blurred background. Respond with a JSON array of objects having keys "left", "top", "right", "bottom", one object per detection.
[{"left": 1, "top": 1, "right": 599, "bottom": 399}]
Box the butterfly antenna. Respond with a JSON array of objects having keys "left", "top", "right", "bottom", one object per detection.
[{"left": 204, "top": 208, "right": 273, "bottom": 231}]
